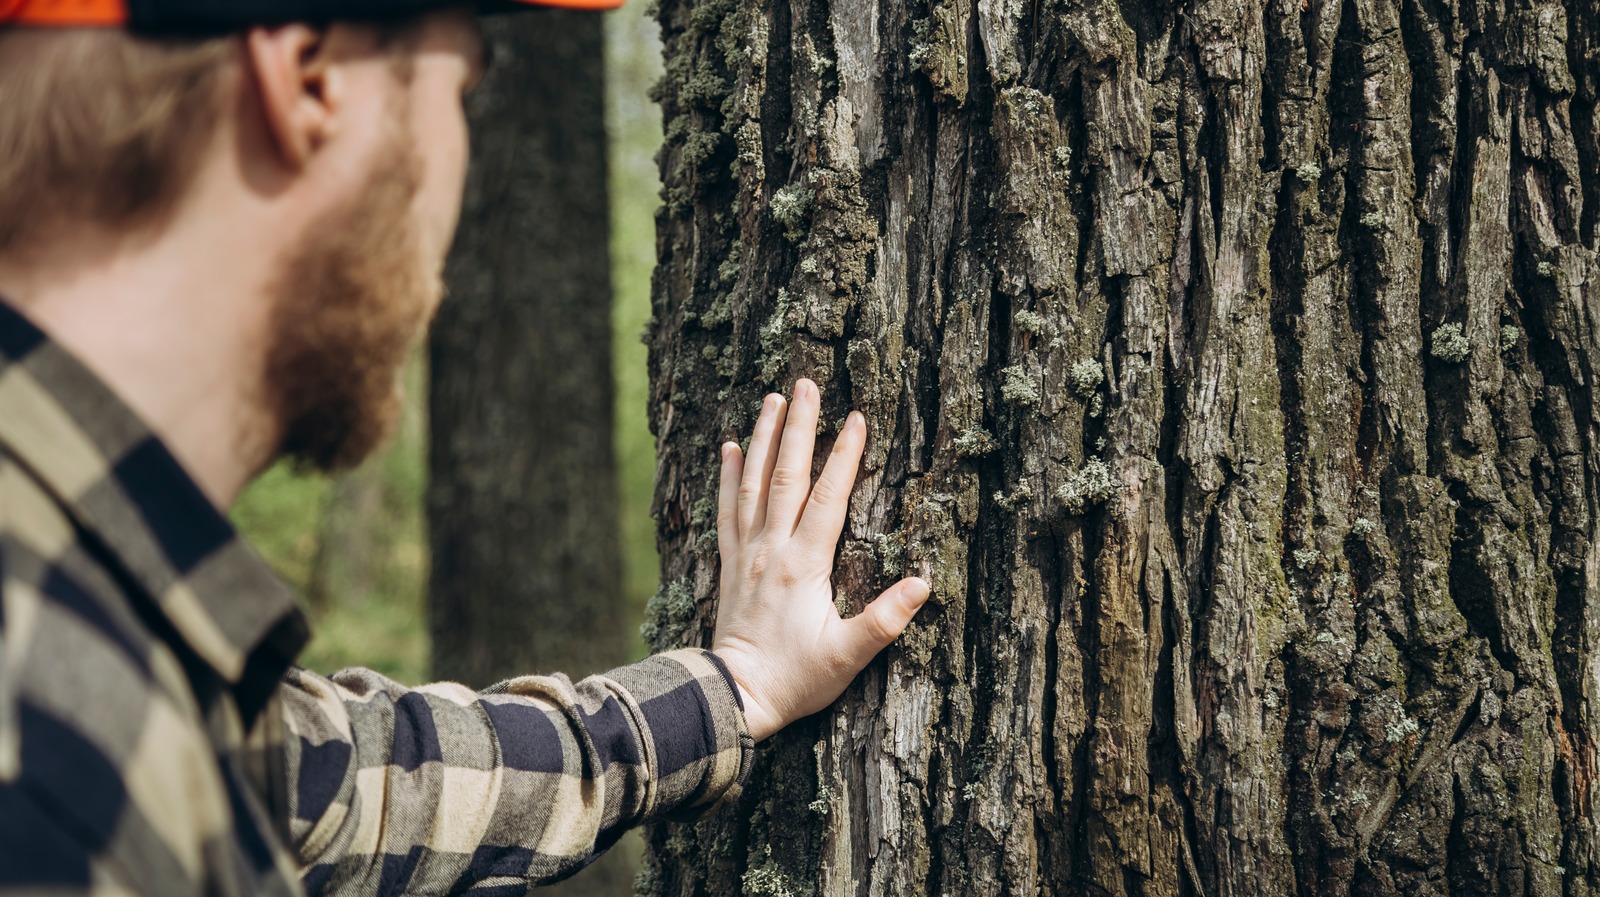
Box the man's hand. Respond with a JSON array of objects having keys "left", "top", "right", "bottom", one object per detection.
[{"left": 711, "top": 378, "right": 932, "bottom": 741}]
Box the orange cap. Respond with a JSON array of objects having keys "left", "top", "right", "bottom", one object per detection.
[
  {"left": 0, "top": 0, "right": 623, "bottom": 27},
  {"left": 1, "top": 0, "right": 128, "bottom": 25}
]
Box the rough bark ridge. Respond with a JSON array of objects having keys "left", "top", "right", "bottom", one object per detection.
[{"left": 640, "top": 0, "right": 1600, "bottom": 893}]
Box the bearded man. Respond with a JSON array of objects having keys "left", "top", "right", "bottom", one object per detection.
[{"left": 0, "top": 2, "right": 931, "bottom": 894}]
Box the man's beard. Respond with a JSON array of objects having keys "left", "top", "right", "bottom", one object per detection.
[{"left": 263, "top": 134, "right": 438, "bottom": 472}]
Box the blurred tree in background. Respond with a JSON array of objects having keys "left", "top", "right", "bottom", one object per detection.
[{"left": 429, "top": 9, "right": 623, "bottom": 689}]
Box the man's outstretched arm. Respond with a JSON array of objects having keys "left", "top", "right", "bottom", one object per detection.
[
  {"left": 277, "top": 379, "right": 929, "bottom": 894},
  {"left": 278, "top": 649, "right": 750, "bottom": 893}
]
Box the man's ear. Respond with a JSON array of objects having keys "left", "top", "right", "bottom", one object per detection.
[{"left": 244, "top": 25, "right": 338, "bottom": 169}]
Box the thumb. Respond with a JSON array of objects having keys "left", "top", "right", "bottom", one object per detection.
[{"left": 844, "top": 577, "right": 932, "bottom": 660}]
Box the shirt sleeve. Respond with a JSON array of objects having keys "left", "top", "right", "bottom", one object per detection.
[
  {"left": 0, "top": 782, "right": 140, "bottom": 897},
  {"left": 277, "top": 649, "right": 753, "bottom": 896}
]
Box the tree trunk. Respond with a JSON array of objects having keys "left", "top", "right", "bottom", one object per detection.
[
  {"left": 639, "top": 0, "right": 1600, "bottom": 893},
  {"left": 429, "top": 11, "right": 623, "bottom": 687},
  {"left": 308, "top": 462, "right": 386, "bottom": 614}
]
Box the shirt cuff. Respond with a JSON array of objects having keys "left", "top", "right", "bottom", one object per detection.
[{"left": 603, "top": 648, "right": 754, "bottom": 819}]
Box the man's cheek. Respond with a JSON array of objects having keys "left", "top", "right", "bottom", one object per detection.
[
  {"left": 442, "top": 112, "right": 470, "bottom": 240},
  {"left": 410, "top": 161, "right": 459, "bottom": 271},
  {"left": 427, "top": 179, "right": 465, "bottom": 271}
]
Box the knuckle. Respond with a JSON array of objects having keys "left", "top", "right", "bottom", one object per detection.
[
  {"left": 761, "top": 537, "right": 806, "bottom": 588},
  {"left": 863, "top": 607, "right": 897, "bottom": 645},
  {"left": 744, "top": 545, "right": 773, "bottom": 579},
  {"left": 825, "top": 642, "right": 857, "bottom": 674},
  {"left": 776, "top": 561, "right": 803, "bottom": 588},
  {"left": 769, "top": 466, "right": 804, "bottom": 492},
  {"left": 807, "top": 478, "right": 839, "bottom": 509}
]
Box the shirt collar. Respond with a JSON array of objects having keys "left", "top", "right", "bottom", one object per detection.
[{"left": 0, "top": 298, "right": 308, "bottom": 722}]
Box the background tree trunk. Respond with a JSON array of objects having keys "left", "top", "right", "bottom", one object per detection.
[
  {"left": 640, "top": 0, "right": 1600, "bottom": 893},
  {"left": 430, "top": 11, "right": 624, "bottom": 686},
  {"left": 308, "top": 463, "right": 386, "bottom": 614},
  {"left": 428, "top": 11, "right": 635, "bottom": 893}
]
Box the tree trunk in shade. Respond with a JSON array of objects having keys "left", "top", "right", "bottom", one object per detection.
[
  {"left": 428, "top": 12, "right": 634, "bottom": 893},
  {"left": 638, "top": 0, "right": 1600, "bottom": 894},
  {"left": 308, "top": 463, "right": 385, "bottom": 614}
]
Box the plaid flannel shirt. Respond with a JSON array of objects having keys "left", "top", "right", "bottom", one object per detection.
[{"left": 0, "top": 299, "right": 754, "bottom": 895}]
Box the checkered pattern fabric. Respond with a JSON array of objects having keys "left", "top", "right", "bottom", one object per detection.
[{"left": 0, "top": 298, "right": 753, "bottom": 895}]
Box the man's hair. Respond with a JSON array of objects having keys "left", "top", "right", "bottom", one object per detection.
[
  {"left": 0, "top": 21, "right": 425, "bottom": 259},
  {"left": 0, "top": 30, "right": 236, "bottom": 256}
]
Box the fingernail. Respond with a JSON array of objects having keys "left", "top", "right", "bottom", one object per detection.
[{"left": 849, "top": 411, "right": 865, "bottom": 431}]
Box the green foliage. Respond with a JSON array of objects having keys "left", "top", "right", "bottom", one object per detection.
[
  {"left": 608, "top": 3, "right": 667, "bottom": 659},
  {"left": 229, "top": 463, "right": 330, "bottom": 590}
]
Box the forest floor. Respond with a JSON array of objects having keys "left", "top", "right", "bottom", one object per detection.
[{"left": 231, "top": 7, "right": 665, "bottom": 683}]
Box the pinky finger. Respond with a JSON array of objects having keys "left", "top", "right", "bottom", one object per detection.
[{"left": 718, "top": 442, "right": 744, "bottom": 560}]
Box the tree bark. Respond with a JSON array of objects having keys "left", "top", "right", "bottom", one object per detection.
[{"left": 640, "top": 0, "right": 1600, "bottom": 894}]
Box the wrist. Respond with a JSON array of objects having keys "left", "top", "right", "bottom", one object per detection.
[
  {"left": 733, "top": 683, "right": 780, "bottom": 742},
  {"left": 709, "top": 646, "right": 780, "bottom": 741}
]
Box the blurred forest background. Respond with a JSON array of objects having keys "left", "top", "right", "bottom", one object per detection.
[{"left": 230, "top": 7, "right": 665, "bottom": 683}]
